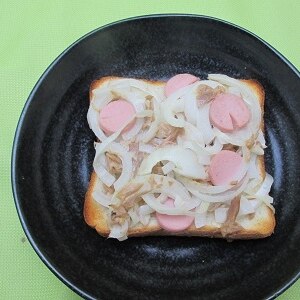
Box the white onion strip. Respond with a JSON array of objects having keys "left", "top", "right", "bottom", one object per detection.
[
  {"left": 106, "top": 142, "right": 133, "bottom": 191},
  {"left": 122, "top": 118, "right": 144, "bottom": 140},
  {"left": 92, "top": 189, "right": 113, "bottom": 208},
  {"left": 196, "top": 104, "right": 215, "bottom": 145},
  {"left": 95, "top": 165, "right": 116, "bottom": 187},
  {"left": 162, "top": 162, "right": 175, "bottom": 174},
  {"left": 183, "top": 175, "right": 250, "bottom": 203},
  {"left": 255, "top": 173, "right": 273, "bottom": 197}
]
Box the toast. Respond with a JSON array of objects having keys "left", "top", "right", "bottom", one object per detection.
[{"left": 84, "top": 75, "right": 275, "bottom": 240}]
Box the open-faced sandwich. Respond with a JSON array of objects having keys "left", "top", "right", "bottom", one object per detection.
[{"left": 84, "top": 73, "right": 275, "bottom": 241}]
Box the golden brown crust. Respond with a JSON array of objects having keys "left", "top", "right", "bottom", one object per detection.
[{"left": 84, "top": 76, "right": 275, "bottom": 239}]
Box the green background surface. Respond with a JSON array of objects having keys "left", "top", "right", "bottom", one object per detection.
[{"left": 1, "top": 0, "right": 299, "bottom": 299}]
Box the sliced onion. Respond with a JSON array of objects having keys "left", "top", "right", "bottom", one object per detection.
[
  {"left": 87, "top": 105, "right": 108, "bottom": 141},
  {"left": 251, "top": 144, "right": 264, "bottom": 155},
  {"left": 196, "top": 104, "right": 215, "bottom": 145},
  {"left": 139, "top": 204, "right": 155, "bottom": 215},
  {"left": 108, "top": 220, "right": 129, "bottom": 241},
  {"left": 203, "top": 137, "right": 223, "bottom": 154},
  {"left": 122, "top": 118, "right": 144, "bottom": 140},
  {"left": 184, "top": 91, "right": 198, "bottom": 125},
  {"left": 262, "top": 195, "right": 275, "bottom": 213},
  {"left": 177, "top": 175, "right": 233, "bottom": 194},
  {"left": 196, "top": 201, "right": 210, "bottom": 213},
  {"left": 215, "top": 207, "right": 229, "bottom": 223},
  {"left": 136, "top": 110, "right": 153, "bottom": 118},
  {"left": 92, "top": 188, "right": 113, "bottom": 208},
  {"left": 128, "top": 207, "right": 140, "bottom": 226},
  {"left": 142, "top": 194, "right": 195, "bottom": 216},
  {"left": 249, "top": 198, "right": 262, "bottom": 210},
  {"left": 106, "top": 142, "right": 133, "bottom": 191},
  {"left": 248, "top": 155, "right": 260, "bottom": 179},
  {"left": 138, "top": 145, "right": 206, "bottom": 179},
  {"left": 227, "top": 86, "right": 241, "bottom": 96},
  {"left": 244, "top": 177, "right": 263, "bottom": 195},
  {"left": 93, "top": 114, "right": 135, "bottom": 155},
  {"left": 161, "top": 98, "right": 185, "bottom": 127},
  {"left": 138, "top": 143, "right": 155, "bottom": 154},
  {"left": 94, "top": 164, "right": 116, "bottom": 187},
  {"left": 195, "top": 212, "right": 207, "bottom": 228},
  {"left": 184, "top": 122, "right": 205, "bottom": 147},
  {"left": 181, "top": 140, "right": 211, "bottom": 165},
  {"left": 162, "top": 161, "right": 175, "bottom": 174},
  {"left": 255, "top": 173, "right": 273, "bottom": 197},
  {"left": 182, "top": 175, "right": 250, "bottom": 203},
  {"left": 257, "top": 129, "right": 266, "bottom": 148},
  {"left": 138, "top": 98, "right": 161, "bottom": 143},
  {"left": 138, "top": 204, "right": 154, "bottom": 226},
  {"left": 238, "top": 196, "right": 255, "bottom": 216}
]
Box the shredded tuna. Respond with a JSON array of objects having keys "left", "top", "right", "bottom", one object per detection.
[
  {"left": 103, "top": 183, "right": 115, "bottom": 194},
  {"left": 220, "top": 197, "right": 243, "bottom": 237},
  {"left": 106, "top": 152, "right": 122, "bottom": 178},
  {"left": 197, "top": 85, "right": 225, "bottom": 105},
  {"left": 110, "top": 183, "right": 145, "bottom": 225},
  {"left": 152, "top": 162, "right": 164, "bottom": 175},
  {"left": 110, "top": 204, "right": 128, "bottom": 225},
  {"left": 132, "top": 151, "right": 146, "bottom": 176},
  {"left": 156, "top": 123, "right": 183, "bottom": 146},
  {"left": 142, "top": 96, "right": 154, "bottom": 131},
  {"left": 222, "top": 144, "right": 239, "bottom": 151},
  {"left": 117, "top": 183, "right": 144, "bottom": 210}
]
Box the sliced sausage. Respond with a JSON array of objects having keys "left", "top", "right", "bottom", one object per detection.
[
  {"left": 165, "top": 73, "right": 199, "bottom": 97},
  {"left": 208, "top": 150, "right": 244, "bottom": 185},
  {"left": 156, "top": 198, "right": 194, "bottom": 232},
  {"left": 209, "top": 93, "right": 250, "bottom": 132},
  {"left": 99, "top": 99, "right": 135, "bottom": 135}
]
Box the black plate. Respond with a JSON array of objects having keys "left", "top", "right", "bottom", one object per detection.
[{"left": 12, "top": 15, "right": 300, "bottom": 300}]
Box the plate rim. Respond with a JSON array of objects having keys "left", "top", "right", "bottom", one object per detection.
[{"left": 11, "top": 13, "right": 300, "bottom": 300}]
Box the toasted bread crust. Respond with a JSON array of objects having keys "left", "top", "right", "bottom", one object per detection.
[{"left": 84, "top": 77, "right": 275, "bottom": 239}]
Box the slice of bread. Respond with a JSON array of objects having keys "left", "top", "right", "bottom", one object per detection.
[{"left": 84, "top": 77, "right": 275, "bottom": 240}]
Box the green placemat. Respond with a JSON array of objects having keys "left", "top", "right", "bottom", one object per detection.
[{"left": 1, "top": 1, "right": 299, "bottom": 299}]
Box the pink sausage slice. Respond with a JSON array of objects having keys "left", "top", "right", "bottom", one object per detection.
[
  {"left": 208, "top": 150, "right": 243, "bottom": 186},
  {"left": 99, "top": 99, "right": 135, "bottom": 135},
  {"left": 209, "top": 93, "right": 250, "bottom": 132},
  {"left": 156, "top": 198, "right": 194, "bottom": 232},
  {"left": 165, "top": 73, "right": 199, "bottom": 97}
]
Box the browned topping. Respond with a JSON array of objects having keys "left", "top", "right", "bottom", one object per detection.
[
  {"left": 111, "top": 182, "right": 146, "bottom": 225},
  {"left": 230, "top": 180, "right": 238, "bottom": 185},
  {"left": 152, "top": 162, "right": 164, "bottom": 175},
  {"left": 117, "top": 183, "right": 144, "bottom": 209},
  {"left": 132, "top": 151, "right": 146, "bottom": 176},
  {"left": 103, "top": 183, "right": 115, "bottom": 195},
  {"left": 222, "top": 144, "right": 239, "bottom": 151},
  {"left": 246, "top": 133, "right": 257, "bottom": 149},
  {"left": 197, "top": 85, "right": 225, "bottom": 105},
  {"left": 110, "top": 205, "right": 128, "bottom": 225},
  {"left": 142, "top": 96, "right": 154, "bottom": 131},
  {"left": 225, "top": 197, "right": 240, "bottom": 223},
  {"left": 129, "top": 142, "right": 139, "bottom": 152},
  {"left": 220, "top": 197, "right": 243, "bottom": 237},
  {"left": 145, "top": 95, "right": 154, "bottom": 109},
  {"left": 156, "top": 123, "right": 183, "bottom": 146},
  {"left": 106, "top": 152, "right": 122, "bottom": 178},
  {"left": 248, "top": 213, "right": 255, "bottom": 220},
  {"left": 111, "top": 90, "right": 121, "bottom": 100}
]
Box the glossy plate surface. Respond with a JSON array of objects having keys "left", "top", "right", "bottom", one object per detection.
[{"left": 12, "top": 15, "right": 300, "bottom": 299}]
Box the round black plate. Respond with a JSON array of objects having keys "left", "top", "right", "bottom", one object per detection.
[{"left": 12, "top": 15, "right": 300, "bottom": 300}]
